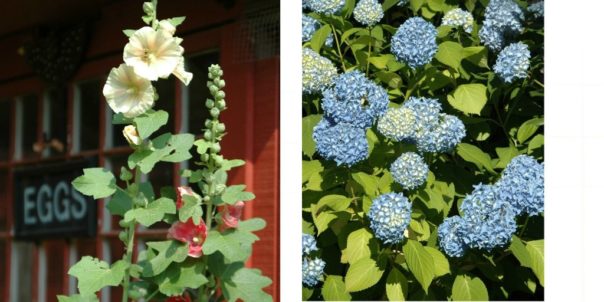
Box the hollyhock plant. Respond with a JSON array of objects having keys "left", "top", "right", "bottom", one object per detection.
[
  {"left": 168, "top": 218, "right": 208, "bottom": 258},
  {"left": 62, "top": 2, "right": 272, "bottom": 301}
]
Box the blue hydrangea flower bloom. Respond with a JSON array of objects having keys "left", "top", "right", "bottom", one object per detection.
[
  {"left": 368, "top": 192, "right": 412, "bottom": 244},
  {"left": 402, "top": 97, "right": 442, "bottom": 134},
  {"left": 302, "top": 48, "right": 338, "bottom": 94},
  {"left": 353, "top": 0, "right": 384, "bottom": 26},
  {"left": 302, "top": 258, "right": 326, "bottom": 287},
  {"left": 496, "top": 155, "right": 544, "bottom": 216},
  {"left": 416, "top": 114, "right": 466, "bottom": 153},
  {"left": 479, "top": 0, "right": 524, "bottom": 51},
  {"left": 307, "top": 0, "right": 346, "bottom": 15},
  {"left": 391, "top": 17, "right": 438, "bottom": 69},
  {"left": 442, "top": 8, "right": 474, "bottom": 33},
  {"left": 321, "top": 70, "right": 389, "bottom": 128},
  {"left": 313, "top": 117, "right": 369, "bottom": 166},
  {"left": 397, "top": 0, "right": 410, "bottom": 6},
  {"left": 302, "top": 233, "right": 318, "bottom": 256},
  {"left": 438, "top": 216, "right": 468, "bottom": 257},
  {"left": 460, "top": 184, "right": 517, "bottom": 251},
  {"left": 377, "top": 107, "right": 417, "bottom": 142},
  {"left": 528, "top": 1, "right": 544, "bottom": 18},
  {"left": 302, "top": 15, "right": 334, "bottom": 46},
  {"left": 478, "top": 22, "right": 505, "bottom": 52},
  {"left": 390, "top": 152, "right": 429, "bottom": 190},
  {"left": 303, "top": 0, "right": 310, "bottom": 9},
  {"left": 494, "top": 42, "right": 531, "bottom": 83}
]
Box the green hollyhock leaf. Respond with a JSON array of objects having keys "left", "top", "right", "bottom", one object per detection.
[
  {"left": 344, "top": 257, "right": 384, "bottom": 292},
  {"left": 202, "top": 230, "right": 253, "bottom": 262},
  {"left": 124, "top": 197, "right": 176, "bottom": 227},
  {"left": 133, "top": 110, "right": 169, "bottom": 140},
  {"left": 221, "top": 185, "right": 255, "bottom": 204},
  {"left": 220, "top": 263, "right": 272, "bottom": 302},
  {"left": 322, "top": 275, "right": 351, "bottom": 301},
  {"left": 386, "top": 268, "right": 408, "bottom": 301},
  {"left": 402, "top": 240, "right": 435, "bottom": 293},
  {"left": 221, "top": 159, "right": 245, "bottom": 171},
  {"left": 179, "top": 194, "right": 202, "bottom": 224},
  {"left": 72, "top": 168, "right": 116, "bottom": 199},
  {"left": 154, "top": 259, "right": 208, "bottom": 296},
  {"left": 447, "top": 84, "right": 487, "bottom": 115},
  {"left": 129, "top": 133, "right": 194, "bottom": 173},
  {"left": 57, "top": 294, "right": 99, "bottom": 302},
  {"left": 106, "top": 189, "right": 132, "bottom": 216},
  {"left": 68, "top": 256, "right": 128, "bottom": 296},
  {"left": 451, "top": 274, "right": 489, "bottom": 301},
  {"left": 140, "top": 241, "right": 189, "bottom": 277},
  {"left": 168, "top": 16, "right": 186, "bottom": 27}
]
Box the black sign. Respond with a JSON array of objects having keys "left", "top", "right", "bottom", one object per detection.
[{"left": 14, "top": 159, "right": 97, "bottom": 240}]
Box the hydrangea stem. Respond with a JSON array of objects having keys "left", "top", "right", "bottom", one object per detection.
[{"left": 330, "top": 24, "right": 347, "bottom": 71}]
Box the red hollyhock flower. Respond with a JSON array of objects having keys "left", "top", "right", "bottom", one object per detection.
[
  {"left": 176, "top": 186, "right": 196, "bottom": 209},
  {"left": 166, "top": 293, "right": 191, "bottom": 302},
  {"left": 219, "top": 201, "right": 245, "bottom": 230},
  {"left": 168, "top": 218, "right": 207, "bottom": 258}
]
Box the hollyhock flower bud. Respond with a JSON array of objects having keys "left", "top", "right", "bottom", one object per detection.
[
  {"left": 176, "top": 186, "right": 196, "bottom": 209},
  {"left": 158, "top": 19, "right": 176, "bottom": 36},
  {"left": 219, "top": 201, "right": 245, "bottom": 230},
  {"left": 123, "top": 125, "right": 142, "bottom": 146},
  {"left": 168, "top": 218, "right": 207, "bottom": 258}
]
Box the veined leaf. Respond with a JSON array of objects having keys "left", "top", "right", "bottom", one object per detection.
[
  {"left": 403, "top": 240, "right": 435, "bottom": 293},
  {"left": 72, "top": 168, "right": 116, "bottom": 199},
  {"left": 345, "top": 257, "right": 384, "bottom": 292},
  {"left": 451, "top": 274, "right": 489, "bottom": 301},
  {"left": 322, "top": 275, "right": 351, "bottom": 301}
]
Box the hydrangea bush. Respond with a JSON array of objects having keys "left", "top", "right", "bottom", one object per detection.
[
  {"left": 59, "top": 1, "right": 272, "bottom": 301},
  {"left": 302, "top": 0, "right": 544, "bottom": 300}
]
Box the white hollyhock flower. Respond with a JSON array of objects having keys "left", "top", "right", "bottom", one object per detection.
[
  {"left": 173, "top": 57, "right": 193, "bottom": 85},
  {"left": 123, "top": 125, "right": 142, "bottom": 146},
  {"left": 103, "top": 63, "right": 155, "bottom": 118},
  {"left": 123, "top": 26, "right": 183, "bottom": 81},
  {"left": 158, "top": 20, "right": 176, "bottom": 36}
]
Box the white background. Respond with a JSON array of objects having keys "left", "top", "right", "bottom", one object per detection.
[{"left": 280, "top": 0, "right": 604, "bottom": 301}]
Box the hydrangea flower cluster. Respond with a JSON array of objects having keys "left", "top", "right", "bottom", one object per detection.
[
  {"left": 307, "top": 0, "right": 346, "bottom": 15},
  {"left": 479, "top": 0, "right": 524, "bottom": 52},
  {"left": 302, "top": 258, "right": 326, "bottom": 287},
  {"left": 321, "top": 70, "right": 389, "bottom": 129},
  {"left": 302, "top": 15, "right": 334, "bottom": 46},
  {"left": 496, "top": 155, "right": 544, "bottom": 216},
  {"left": 376, "top": 107, "right": 417, "bottom": 142},
  {"left": 390, "top": 152, "right": 429, "bottom": 190},
  {"left": 493, "top": 42, "right": 531, "bottom": 83},
  {"left": 442, "top": 8, "right": 474, "bottom": 33},
  {"left": 313, "top": 117, "right": 369, "bottom": 166},
  {"left": 302, "top": 48, "right": 338, "bottom": 94},
  {"left": 528, "top": 1, "right": 544, "bottom": 18},
  {"left": 438, "top": 155, "right": 544, "bottom": 257},
  {"left": 391, "top": 17, "right": 438, "bottom": 69},
  {"left": 378, "top": 97, "right": 466, "bottom": 153},
  {"left": 368, "top": 192, "right": 412, "bottom": 244},
  {"left": 302, "top": 233, "right": 318, "bottom": 255},
  {"left": 353, "top": 0, "right": 384, "bottom": 27}
]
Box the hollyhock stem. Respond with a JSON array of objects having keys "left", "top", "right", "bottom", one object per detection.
[{"left": 122, "top": 166, "right": 141, "bottom": 302}]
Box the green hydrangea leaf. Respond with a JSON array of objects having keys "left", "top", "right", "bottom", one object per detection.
[
  {"left": 425, "top": 246, "right": 450, "bottom": 277},
  {"left": 525, "top": 240, "right": 544, "bottom": 287},
  {"left": 386, "top": 268, "right": 408, "bottom": 301},
  {"left": 302, "top": 114, "right": 322, "bottom": 158},
  {"left": 435, "top": 41, "right": 463, "bottom": 69},
  {"left": 72, "top": 168, "right": 116, "bottom": 199},
  {"left": 456, "top": 143, "right": 496, "bottom": 174},
  {"left": 341, "top": 228, "right": 374, "bottom": 265},
  {"left": 322, "top": 275, "right": 351, "bottom": 301},
  {"left": 124, "top": 197, "right": 176, "bottom": 227},
  {"left": 451, "top": 274, "right": 489, "bottom": 301},
  {"left": 402, "top": 240, "right": 435, "bottom": 293},
  {"left": 447, "top": 84, "right": 487, "bottom": 115},
  {"left": 68, "top": 256, "right": 128, "bottom": 296},
  {"left": 344, "top": 257, "right": 385, "bottom": 292}
]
